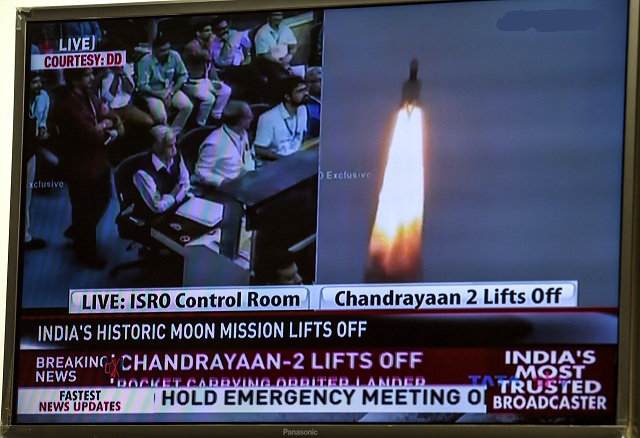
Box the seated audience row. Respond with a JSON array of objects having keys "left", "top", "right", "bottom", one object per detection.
[{"left": 25, "top": 12, "right": 322, "bottom": 274}]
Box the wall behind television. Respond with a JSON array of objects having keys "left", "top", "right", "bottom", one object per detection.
[{"left": 0, "top": 0, "right": 190, "bottom": 406}]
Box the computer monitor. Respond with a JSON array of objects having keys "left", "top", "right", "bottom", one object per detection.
[{"left": 3, "top": 0, "right": 639, "bottom": 436}]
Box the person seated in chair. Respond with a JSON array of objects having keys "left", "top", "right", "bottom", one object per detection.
[
  {"left": 137, "top": 34, "right": 193, "bottom": 132},
  {"left": 254, "top": 12, "right": 297, "bottom": 84},
  {"left": 254, "top": 75, "right": 308, "bottom": 160},
  {"left": 191, "top": 100, "right": 255, "bottom": 187},
  {"left": 211, "top": 16, "right": 252, "bottom": 68},
  {"left": 132, "top": 125, "right": 190, "bottom": 221},
  {"left": 305, "top": 66, "right": 322, "bottom": 139},
  {"left": 210, "top": 16, "right": 264, "bottom": 93},
  {"left": 182, "top": 18, "right": 232, "bottom": 126},
  {"left": 254, "top": 248, "right": 303, "bottom": 285},
  {"left": 102, "top": 64, "right": 154, "bottom": 129}
]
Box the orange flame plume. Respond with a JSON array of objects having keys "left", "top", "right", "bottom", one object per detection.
[{"left": 366, "top": 105, "right": 425, "bottom": 282}]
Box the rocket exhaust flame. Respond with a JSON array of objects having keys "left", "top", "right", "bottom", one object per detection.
[
  {"left": 366, "top": 59, "right": 425, "bottom": 282},
  {"left": 366, "top": 106, "right": 425, "bottom": 282}
]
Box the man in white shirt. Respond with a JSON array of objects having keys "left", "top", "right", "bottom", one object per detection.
[
  {"left": 254, "top": 12, "right": 298, "bottom": 84},
  {"left": 182, "top": 19, "right": 232, "bottom": 126},
  {"left": 254, "top": 75, "right": 308, "bottom": 159},
  {"left": 133, "top": 125, "right": 190, "bottom": 220},
  {"left": 192, "top": 101, "right": 255, "bottom": 186},
  {"left": 102, "top": 65, "right": 133, "bottom": 110},
  {"left": 102, "top": 64, "right": 154, "bottom": 129}
]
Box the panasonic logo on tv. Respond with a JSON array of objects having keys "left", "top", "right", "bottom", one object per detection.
[{"left": 283, "top": 428, "right": 319, "bottom": 436}]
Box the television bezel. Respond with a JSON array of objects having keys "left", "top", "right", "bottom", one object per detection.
[{"left": 3, "top": 0, "right": 639, "bottom": 436}]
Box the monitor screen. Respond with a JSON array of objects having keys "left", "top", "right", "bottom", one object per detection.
[{"left": 5, "top": 0, "right": 637, "bottom": 433}]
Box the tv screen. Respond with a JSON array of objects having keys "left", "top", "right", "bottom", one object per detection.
[{"left": 3, "top": 0, "right": 638, "bottom": 435}]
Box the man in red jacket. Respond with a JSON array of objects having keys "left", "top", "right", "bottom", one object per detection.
[{"left": 53, "top": 67, "right": 123, "bottom": 268}]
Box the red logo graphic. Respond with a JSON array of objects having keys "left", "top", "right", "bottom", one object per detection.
[{"left": 104, "top": 357, "right": 121, "bottom": 378}]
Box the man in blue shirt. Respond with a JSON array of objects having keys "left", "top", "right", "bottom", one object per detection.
[{"left": 305, "top": 67, "right": 321, "bottom": 138}]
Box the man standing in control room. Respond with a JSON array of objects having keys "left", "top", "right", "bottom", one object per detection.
[{"left": 53, "top": 67, "right": 123, "bottom": 268}]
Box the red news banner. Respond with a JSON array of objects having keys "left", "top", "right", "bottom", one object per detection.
[{"left": 18, "top": 346, "right": 616, "bottom": 418}]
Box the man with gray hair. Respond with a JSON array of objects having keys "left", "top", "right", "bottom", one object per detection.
[
  {"left": 133, "top": 125, "right": 190, "bottom": 221},
  {"left": 192, "top": 100, "right": 256, "bottom": 186},
  {"left": 306, "top": 66, "right": 322, "bottom": 98},
  {"left": 305, "top": 66, "right": 322, "bottom": 138}
]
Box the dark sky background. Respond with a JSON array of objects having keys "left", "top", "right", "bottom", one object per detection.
[{"left": 316, "top": 0, "right": 628, "bottom": 307}]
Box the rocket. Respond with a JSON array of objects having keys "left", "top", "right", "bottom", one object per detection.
[
  {"left": 401, "top": 59, "right": 421, "bottom": 106},
  {"left": 366, "top": 58, "right": 426, "bottom": 283}
]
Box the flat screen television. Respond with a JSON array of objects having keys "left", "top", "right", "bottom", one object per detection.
[{"left": 3, "top": 0, "right": 640, "bottom": 436}]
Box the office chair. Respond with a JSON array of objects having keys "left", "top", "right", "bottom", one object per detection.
[
  {"left": 248, "top": 103, "right": 271, "bottom": 137},
  {"left": 108, "top": 151, "right": 160, "bottom": 277},
  {"left": 177, "top": 125, "right": 217, "bottom": 174},
  {"left": 240, "top": 24, "right": 272, "bottom": 103}
]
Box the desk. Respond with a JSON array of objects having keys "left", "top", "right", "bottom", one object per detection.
[
  {"left": 217, "top": 149, "right": 319, "bottom": 229},
  {"left": 151, "top": 150, "right": 318, "bottom": 286},
  {"left": 216, "top": 149, "right": 319, "bottom": 281},
  {"left": 151, "top": 199, "right": 250, "bottom": 287},
  {"left": 190, "top": 188, "right": 245, "bottom": 259},
  {"left": 219, "top": 148, "right": 318, "bottom": 206}
]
